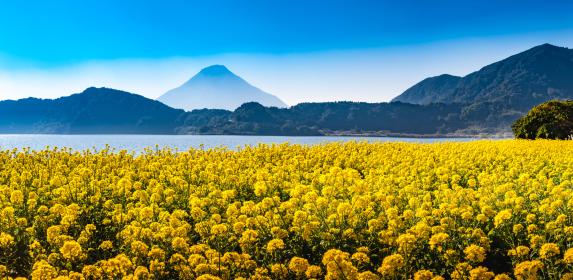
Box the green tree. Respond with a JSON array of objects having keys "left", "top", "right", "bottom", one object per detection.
[{"left": 512, "top": 100, "right": 573, "bottom": 139}]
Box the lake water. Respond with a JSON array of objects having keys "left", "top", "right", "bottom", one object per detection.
[{"left": 0, "top": 134, "right": 479, "bottom": 152}]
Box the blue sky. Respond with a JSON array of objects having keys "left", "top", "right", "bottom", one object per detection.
[{"left": 1, "top": 0, "right": 573, "bottom": 103}]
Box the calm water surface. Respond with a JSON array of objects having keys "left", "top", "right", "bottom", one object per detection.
[{"left": 0, "top": 134, "right": 478, "bottom": 152}]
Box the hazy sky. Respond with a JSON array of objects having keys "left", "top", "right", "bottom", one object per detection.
[{"left": 1, "top": 0, "right": 573, "bottom": 104}]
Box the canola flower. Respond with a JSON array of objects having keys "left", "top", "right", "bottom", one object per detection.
[{"left": 0, "top": 141, "right": 573, "bottom": 279}]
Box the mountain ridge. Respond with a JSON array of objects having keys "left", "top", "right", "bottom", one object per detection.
[
  {"left": 0, "top": 87, "right": 185, "bottom": 134},
  {"left": 392, "top": 74, "right": 461, "bottom": 105},
  {"left": 392, "top": 43, "right": 573, "bottom": 109}
]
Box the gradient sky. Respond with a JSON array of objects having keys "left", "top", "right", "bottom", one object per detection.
[{"left": 1, "top": 0, "right": 573, "bottom": 104}]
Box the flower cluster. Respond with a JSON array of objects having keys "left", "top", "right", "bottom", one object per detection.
[{"left": 0, "top": 140, "right": 573, "bottom": 279}]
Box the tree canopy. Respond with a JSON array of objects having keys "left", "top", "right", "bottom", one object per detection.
[{"left": 512, "top": 100, "right": 573, "bottom": 139}]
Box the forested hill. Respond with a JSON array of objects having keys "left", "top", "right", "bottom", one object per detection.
[
  {"left": 0, "top": 87, "right": 185, "bottom": 134},
  {"left": 393, "top": 44, "right": 573, "bottom": 110},
  {"left": 176, "top": 101, "right": 467, "bottom": 136}
]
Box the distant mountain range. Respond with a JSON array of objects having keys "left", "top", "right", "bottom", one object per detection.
[
  {"left": 0, "top": 43, "right": 572, "bottom": 135},
  {"left": 157, "top": 65, "right": 286, "bottom": 111}
]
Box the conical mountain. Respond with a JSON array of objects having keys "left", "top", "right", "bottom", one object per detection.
[{"left": 157, "top": 65, "right": 287, "bottom": 111}]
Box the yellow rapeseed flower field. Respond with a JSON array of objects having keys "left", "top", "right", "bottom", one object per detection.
[{"left": 1, "top": 140, "right": 573, "bottom": 279}]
